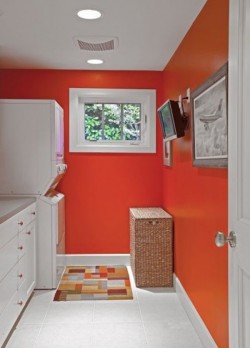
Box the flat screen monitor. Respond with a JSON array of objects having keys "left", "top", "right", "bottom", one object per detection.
[{"left": 157, "top": 99, "right": 185, "bottom": 141}]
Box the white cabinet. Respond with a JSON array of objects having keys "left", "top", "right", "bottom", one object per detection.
[
  {"left": 36, "top": 193, "right": 65, "bottom": 289},
  {"left": 17, "top": 203, "right": 36, "bottom": 303},
  {"left": 0, "top": 200, "right": 36, "bottom": 347},
  {"left": 0, "top": 99, "right": 65, "bottom": 195}
]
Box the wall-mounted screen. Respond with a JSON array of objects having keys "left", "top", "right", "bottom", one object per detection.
[{"left": 157, "top": 99, "right": 185, "bottom": 141}]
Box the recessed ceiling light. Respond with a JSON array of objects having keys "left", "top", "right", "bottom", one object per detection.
[
  {"left": 77, "top": 9, "right": 101, "bottom": 20},
  {"left": 87, "top": 59, "right": 104, "bottom": 65}
]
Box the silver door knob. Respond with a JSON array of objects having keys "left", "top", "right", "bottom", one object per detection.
[{"left": 215, "top": 231, "right": 236, "bottom": 248}]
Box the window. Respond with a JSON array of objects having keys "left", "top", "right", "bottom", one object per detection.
[
  {"left": 84, "top": 103, "right": 141, "bottom": 141},
  {"left": 69, "top": 88, "right": 156, "bottom": 153}
]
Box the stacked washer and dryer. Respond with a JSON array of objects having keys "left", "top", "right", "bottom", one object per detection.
[{"left": 0, "top": 99, "right": 67, "bottom": 289}]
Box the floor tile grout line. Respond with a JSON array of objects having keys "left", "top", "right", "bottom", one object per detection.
[
  {"left": 6, "top": 292, "right": 51, "bottom": 347},
  {"left": 6, "top": 282, "right": 202, "bottom": 347},
  {"left": 32, "top": 290, "right": 56, "bottom": 348},
  {"left": 127, "top": 266, "right": 150, "bottom": 348},
  {"left": 137, "top": 296, "right": 151, "bottom": 348},
  {"left": 89, "top": 301, "right": 96, "bottom": 348}
]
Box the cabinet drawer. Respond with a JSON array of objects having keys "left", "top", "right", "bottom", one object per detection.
[
  {"left": 24, "top": 222, "right": 36, "bottom": 298},
  {"left": 0, "top": 236, "right": 18, "bottom": 282},
  {"left": 18, "top": 220, "right": 35, "bottom": 260},
  {"left": 17, "top": 274, "right": 29, "bottom": 308},
  {"left": 0, "top": 263, "right": 18, "bottom": 315},
  {"left": 17, "top": 209, "right": 29, "bottom": 232},
  {"left": 17, "top": 230, "right": 26, "bottom": 260},
  {"left": 28, "top": 202, "right": 37, "bottom": 223},
  {"left": 17, "top": 203, "right": 36, "bottom": 232},
  {"left": 17, "top": 255, "right": 26, "bottom": 289},
  {"left": 0, "top": 214, "right": 18, "bottom": 250}
]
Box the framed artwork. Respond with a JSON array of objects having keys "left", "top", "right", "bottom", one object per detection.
[
  {"left": 163, "top": 140, "right": 172, "bottom": 166},
  {"left": 191, "top": 63, "right": 228, "bottom": 167}
]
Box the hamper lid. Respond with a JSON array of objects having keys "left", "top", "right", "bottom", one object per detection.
[{"left": 129, "top": 207, "right": 172, "bottom": 219}]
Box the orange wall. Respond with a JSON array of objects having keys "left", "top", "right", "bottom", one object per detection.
[
  {"left": 0, "top": 70, "right": 163, "bottom": 253},
  {"left": 162, "top": 0, "right": 229, "bottom": 347},
  {"left": 0, "top": 1, "right": 229, "bottom": 345}
]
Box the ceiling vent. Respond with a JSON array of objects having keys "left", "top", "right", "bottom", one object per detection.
[{"left": 75, "top": 36, "right": 119, "bottom": 51}]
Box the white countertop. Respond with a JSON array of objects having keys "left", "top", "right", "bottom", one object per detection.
[{"left": 0, "top": 197, "right": 36, "bottom": 224}]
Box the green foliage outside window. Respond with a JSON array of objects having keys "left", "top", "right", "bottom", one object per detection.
[{"left": 84, "top": 103, "right": 141, "bottom": 141}]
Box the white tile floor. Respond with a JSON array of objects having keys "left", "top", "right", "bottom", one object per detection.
[{"left": 5, "top": 267, "right": 204, "bottom": 348}]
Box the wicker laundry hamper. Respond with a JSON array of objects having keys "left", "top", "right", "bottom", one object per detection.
[{"left": 130, "top": 207, "right": 173, "bottom": 287}]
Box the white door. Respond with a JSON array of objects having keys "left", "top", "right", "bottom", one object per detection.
[{"left": 228, "top": 0, "right": 250, "bottom": 347}]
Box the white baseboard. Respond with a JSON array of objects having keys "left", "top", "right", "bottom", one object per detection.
[
  {"left": 175, "top": 275, "right": 218, "bottom": 348},
  {"left": 57, "top": 254, "right": 130, "bottom": 267}
]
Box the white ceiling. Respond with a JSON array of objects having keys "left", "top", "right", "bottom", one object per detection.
[{"left": 0, "top": 0, "right": 206, "bottom": 71}]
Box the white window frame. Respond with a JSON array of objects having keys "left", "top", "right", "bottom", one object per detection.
[{"left": 69, "top": 88, "right": 156, "bottom": 153}]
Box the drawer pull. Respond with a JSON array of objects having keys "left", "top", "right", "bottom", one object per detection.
[
  {"left": 31, "top": 211, "right": 36, "bottom": 215},
  {"left": 18, "top": 221, "right": 24, "bottom": 226},
  {"left": 18, "top": 273, "right": 23, "bottom": 278},
  {"left": 17, "top": 301, "right": 23, "bottom": 306},
  {"left": 148, "top": 220, "right": 159, "bottom": 225},
  {"left": 26, "top": 231, "right": 31, "bottom": 235},
  {"left": 18, "top": 246, "right": 23, "bottom": 250}
]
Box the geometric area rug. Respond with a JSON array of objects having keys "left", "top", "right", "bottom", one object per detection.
[{"left": 53, "top": 265, "right": 133, "bottom": 301}]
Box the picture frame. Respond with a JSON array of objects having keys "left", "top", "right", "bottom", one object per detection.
[
  {"left": 191, "top": 63, "right": 228, "bottom": 168},
  {"left": 163, "top": 140, "right": 172, "bottom": 166}
]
